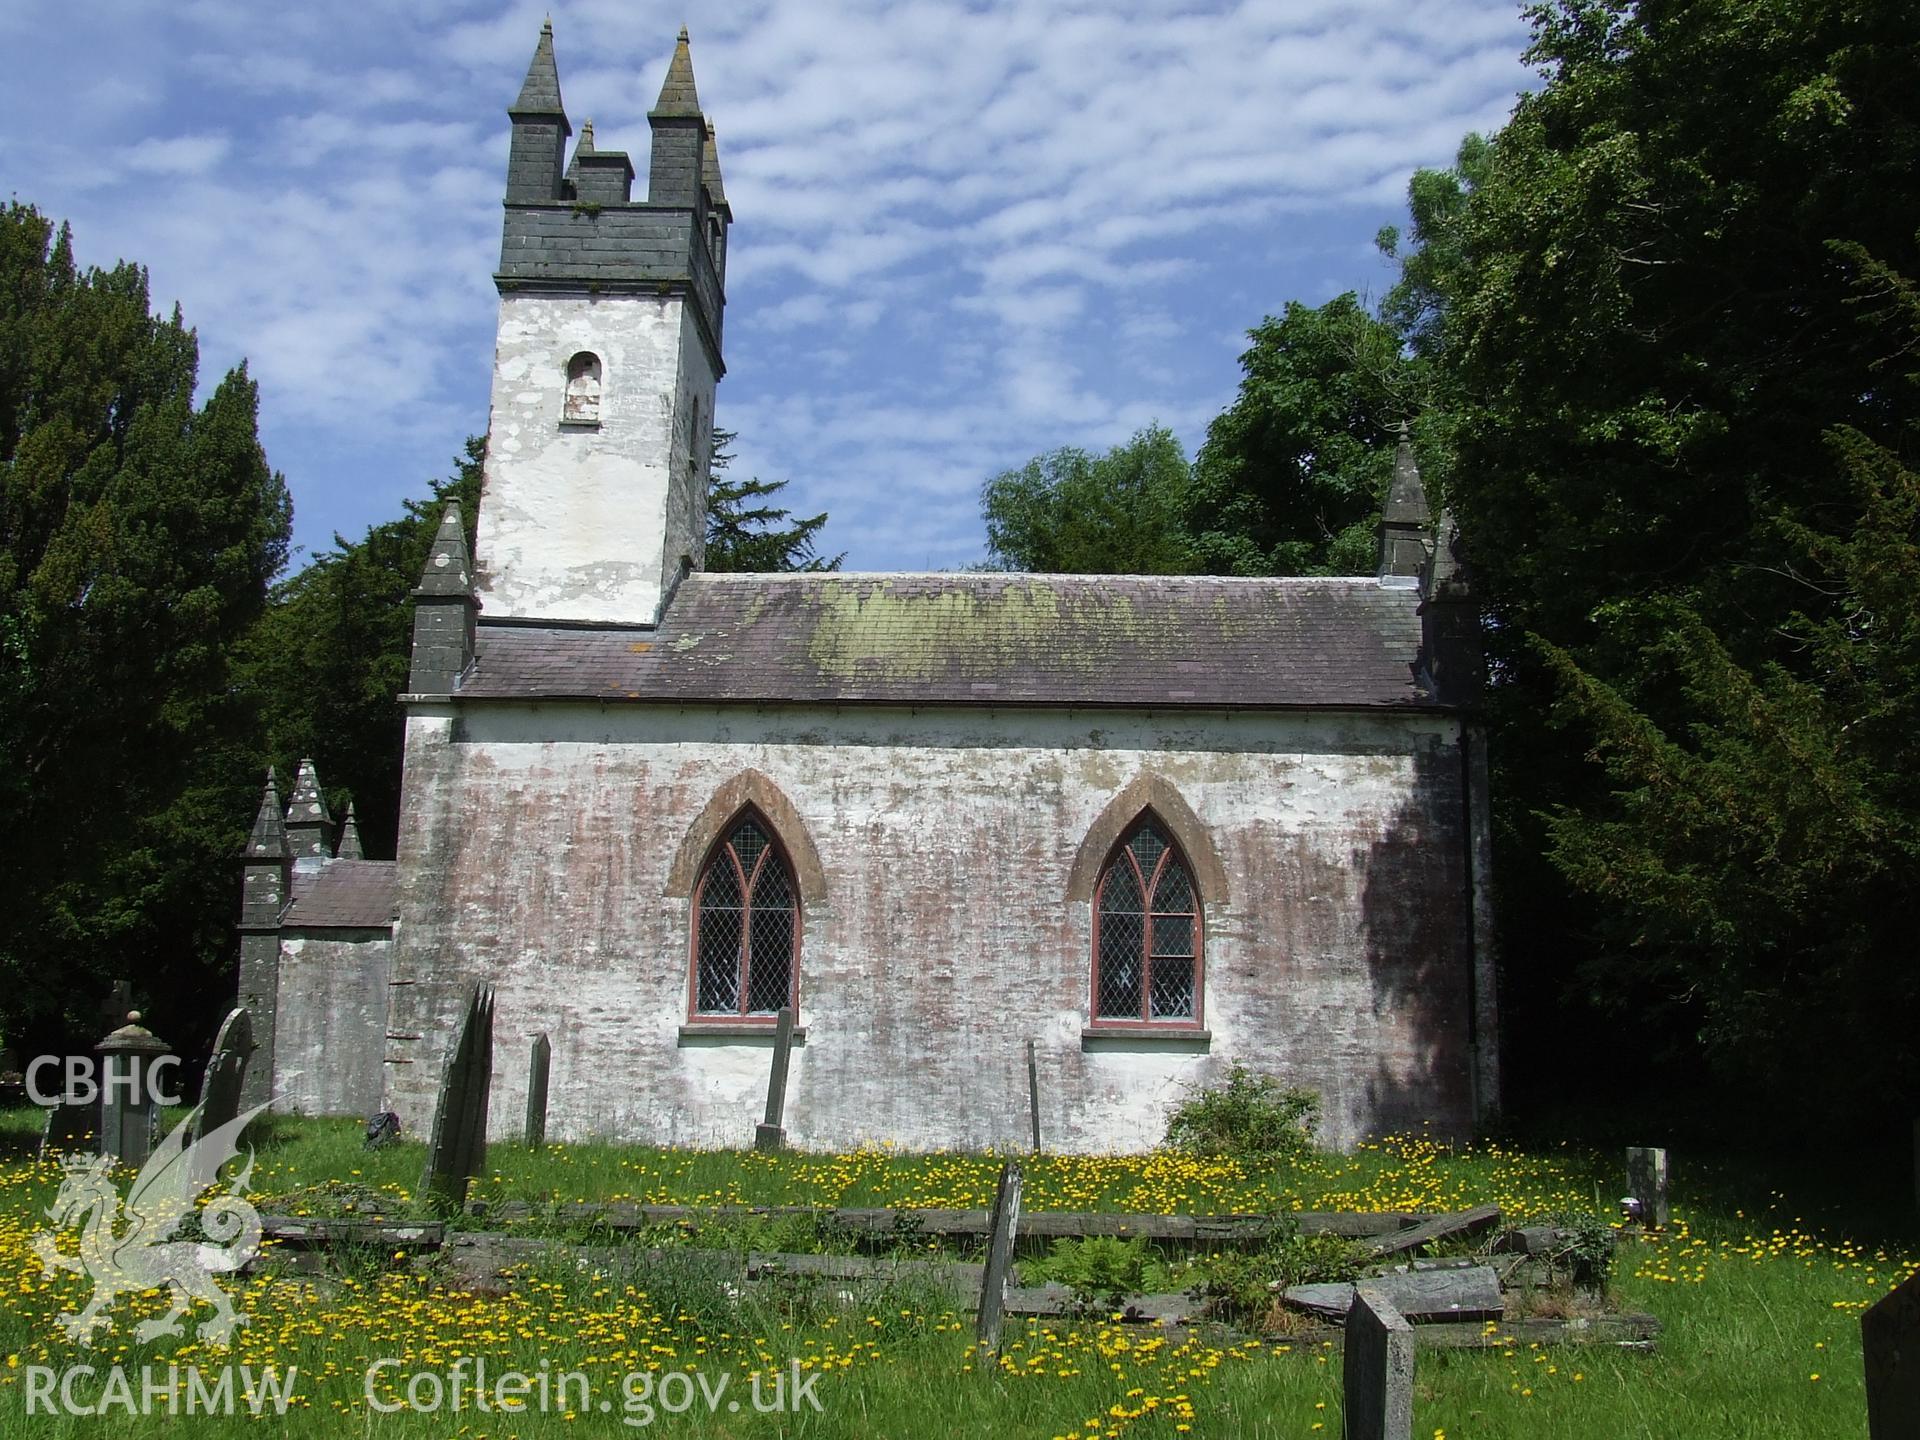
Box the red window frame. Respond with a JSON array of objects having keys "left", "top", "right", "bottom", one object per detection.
[
  {"left": 687, "top": 808, "right": 802, "bottom": 1024},
  {"left": 1088, "top": 815, "right": 1204, "bottom": 1030}
]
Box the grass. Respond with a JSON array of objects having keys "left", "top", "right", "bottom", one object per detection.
[{"left": 0, "top": 1108, "right": 1906, "bottom": 1437}]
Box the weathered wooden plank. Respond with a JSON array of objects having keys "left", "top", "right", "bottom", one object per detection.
[
  {"left": 1283, "top": 1266, "right": 1503, "bottom": 1324},
  {"left": 470, "top": 1200, "right": 1429, "bottom": 1245},
  {"left": 1365, "top": 1203, "right": 1502, "bottom": 1259},
  {"left": 262, "top": 1216, "right": 445, "bottom": 1246}
]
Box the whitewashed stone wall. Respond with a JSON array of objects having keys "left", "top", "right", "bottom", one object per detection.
[
  {"left": 274, "top": 931, "right": 391, "bottom": 1117},
  {"left": 473, "top": 292, "right": 714, "bottom": 624},
  {"left": 384, "top": 704, "right": 1480, "bottom": 1152}
]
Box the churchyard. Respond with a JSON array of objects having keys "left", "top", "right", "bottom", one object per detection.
[{"left": 0, "top": 1083, "right": 1906, "bottom": 1438}]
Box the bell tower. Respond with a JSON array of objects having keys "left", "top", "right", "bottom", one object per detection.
[{"left": 474, "top": 24, "right": 730, "bottom": 625}]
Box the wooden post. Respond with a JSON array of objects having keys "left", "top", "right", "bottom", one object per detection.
[
  {"left": 975, "top": 1160, "right": 1024, "bottom": 1356},
  {"left": 1625, "top": 1146, "right": 1670, "bottom": 1228},
  {"left": 525, "top": 1033, "right": 551, "bottom": 1150},
  {"left": 1343, "top": 1285, "right": 1415, "bottom": 1440},
  {"left": 754, "top": 1006, "right": 795, "bottom": 1152},
  {"left": 1026, "top": 1038, "right": 1041, "bottom": 1153},
  {"left": 421, "top": 984, "right": 496, "bottom": 1215}
]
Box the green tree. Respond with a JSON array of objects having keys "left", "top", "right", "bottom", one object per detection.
[
  {"left": 980, "top": 424, "right": 1194, "bottom": 573},
  {"left": 1186, "top": 294, "right": 1420, "bottom": 576},
  {"left": 1382, "top": 0, "right": 1920, "bottom": 1109},
  {"left": 241, "top": 438, "right": 482, "bottom": 859},
  {"left": 704, "top": 429, "right": 841, "bottom": 572},
  {"left": 0, "top": 203, "right": 291, "bottom": 1045}
]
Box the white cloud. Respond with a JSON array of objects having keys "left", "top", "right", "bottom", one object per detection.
[{"left": 122, "top": 134, "right": 232, "bottom": 175}]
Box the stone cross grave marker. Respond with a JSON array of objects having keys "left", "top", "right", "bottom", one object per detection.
[
  {"left": 754, "top": 1006, "right": 796, "bottom": 1153},
  {"left": 421, "top": 984, "right": 495, "bottom": 1215},
  {"left": 1626, "top": 1146, "right": 1670, "bottom": 1228},
  {"left": 1343, "top": 1284, "right": 1414, "bottom": 1440},
  {"left": 525, "top": 1033, "right": 551, "bottom": 1149},
  {"left": 975, "top": 1160, "right": 1025, "bottom": 1356},
  {"left": 1864, "top": 1264, "right": 1920, "bottom": 1437},
  {"left": 192, "top": 1007, "right": 254, "bottom": 1148}
]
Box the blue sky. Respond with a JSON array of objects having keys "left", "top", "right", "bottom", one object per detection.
[{"left": 0, "top": 1, "right": 1534, "bottom": 574}]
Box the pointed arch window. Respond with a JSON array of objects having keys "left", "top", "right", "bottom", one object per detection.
[
  {"left": 1092, "top": 815, "right": 1202, "bottom": 1026},
  {"left": 563, "top": 351, "right": 602, "bottom": 425},
  {"left": 690, "top": 811, "right": 799, "bottom": 1020}
]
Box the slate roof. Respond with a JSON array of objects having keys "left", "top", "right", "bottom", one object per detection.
[
  {"left": 283, "top": 861, "right": 397, "bottom": 931},
  {"left": 456, "top": 573, "right": 1438, "bottom": 710}
]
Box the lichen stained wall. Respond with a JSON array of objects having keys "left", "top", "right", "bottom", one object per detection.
[
  {"left": 384, "top": 704, "right": 1475, "bottom": 1153},
  {"left": 473, "top": 292, "right": 711, "bottom": 624},
  {"left": 274, "top": 932, "right": 391, "bottom": 1117}
]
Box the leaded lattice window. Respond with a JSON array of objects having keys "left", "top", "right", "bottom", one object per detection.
[
  {"left": 1093, "top": 816, "right": 1200, "bottom": 1024},
  {"left": 692, "top": 813, "right": 798, "bottom": 1019}
]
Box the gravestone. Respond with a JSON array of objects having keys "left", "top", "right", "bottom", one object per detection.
[
  {"left": 39, "top": 1101, "right": 98, "bottom": 1158},
  {"left": 525, "top": 1034, "right": 551, "bottom": 1149},
  {"left": 975, "top": 1160, "right": 1024, "bottom": 1355},
  {"left": 364, "top": 1111, "right": 401, "bottom": 1150},
  {"left": 1625, "top": 1146, "right": 1670, "bottom": 1228},
  {"left": 1343, "top": 1284, "right": 1414, "bottom": 1440},
  {"left": 192, "top": 1008, "right": 254, "bottom": 1147},
  {"left": 1026, "top": 1038, "right": 1041, "bottom": 1153},
  {"left": 421, "top": 984, "right": 495, "bottom": 1215},
  {"left": 95, "top": 1013, "right": 168, "bottom": 1167},
  {"left": 754, "top": 1007, "right": 796, "bottom": 1153},
  {"left": 1864, "top": 1266, "right": 1920, "bottom": 1438}
]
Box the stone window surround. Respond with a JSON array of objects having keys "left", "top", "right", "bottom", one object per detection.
[
  {"left": 561, "top": 350, "right": 603, "bottom": 427},
  {"left": 686, "top": 805, "right": 802, "bottom": 1025}
]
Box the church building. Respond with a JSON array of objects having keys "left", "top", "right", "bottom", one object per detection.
[{"left": 236, "top": 24, "right": 1499, "bottom": 1152}]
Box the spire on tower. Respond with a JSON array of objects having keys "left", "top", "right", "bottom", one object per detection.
[
  {"left": 410, "top": 504, "right": 480, "bottom": 693},
  {"left": 651, "top": 27, "right": 702, "bottom": 117},
  {"left": 1377, "top": 421, "right": 1432, "bottom": 583},
  {"left": 419, "top": 504, "right": 474, "bottom": 596},
  {"left": 514, "top": 19, "right": 566, "bottom": 116},
  {"left": 247, "top": 768, "right": 288, "bottom": 860},
  {"left": 286, "top": 759, "right": 333, "bottom": 861},
  {"left": 702, "top": 117, "right": 729, "bottom": 213},
  {"left": 336, "top": 801, "right": 365, "bottom": 861}
]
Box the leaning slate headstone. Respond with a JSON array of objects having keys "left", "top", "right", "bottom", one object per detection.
[
  {"left": 1864, "top": 1265, "right": 1920, "bottom": 1438},
  {"left": 754, "top": 1007, "right": 796, "bottom": 1152},
  {"left": 1343, "top": 1284, "right": 1414, "bottom": 1440},
  {"left": 525, "top": 1033, "right": 551, "bottom": 1150},
  {"left": 975, "top": 1160, "right": 1024, "bottom": 1356},
  {"left": 421, "top": 983, "right": 495, "bottom": 1215},
  {"left": 192, "top": 1007, "right": 254, "bottom": 1147}
]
